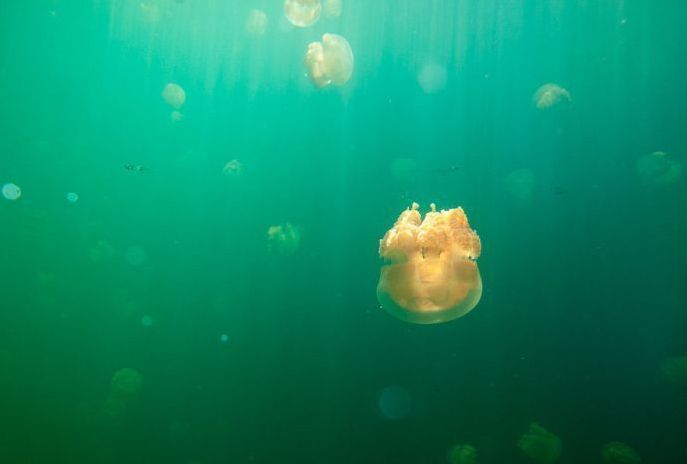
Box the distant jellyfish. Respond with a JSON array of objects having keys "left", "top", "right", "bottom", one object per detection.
[
  {"left": 162, "top": 82, "right": 186, "bottom": 110},
  {"left": 2, "top": 183, "right": 21, "bottom": 201},
  {"left": 323, "top": 0, "right": 342, "bottom": 18},
  {"left": 89, "top": 240, "right": 115, "bottom": 262},
  {"left": 660, "top": 355, "right": 687, "bottom": 387},
  {"left": 66, "top": 192, "right": 79, "bottom": 203},
  {"left": 284, "top": 0, "right": 321, "bottom": 27},
  {"left": 219, "top": 334, "right": 229, "bottom": 343},
  {"left": 448, "top": 444, "right": 479, "bottom": 464},
  {"left": 533, "top": 83, "right": 571, "bottom": 110},
  {"left": 170, "top": 110, "right": 184, "bottom": 123},
  {"left": 377, "top": 203, "right": 482, "bottom": 324},
  {"left": 141, "top": 315, "right": 153, "bottom": 327},
  {"left": 517, "top": 423, "right": 562, "bottom": 464},
  {"left": 418, "top": 61, "right": 448, "bottom": 94},
  {"left": 222, "top": 159, "right": 243, "bottom": 176},
  {"left": 103, "top": 368, "right": 143, "bottom": 417},
  {"left": 267, "top": 223, "right": 301, "bottom": 255},
  {"left": 378, "top": 386, "right": 412, "bottom": 420},
  {"left": 504, "top": 168, "right": 537, "bottom": 205},
  {"left": 246, "top": 9, "right": 268, "bottom": 35},
  {"left": 304, "top": 33, "right": 354, "bottom": 88},
  {"left": 602, "top": 442, "right": 641, "bottom": 464},
  {"left": 636, "top": 151, "right": 682, "bottom": 187},
  {"left": 125, "top": 246, "right": 148, "bottom": 266}
]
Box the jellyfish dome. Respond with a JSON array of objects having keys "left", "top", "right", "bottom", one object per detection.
[
  {"left": 323, "top": 0, "right": 342, "bottom": 18},
  {"left": 267, "top": 223, "right": 301, "bottom": 255},
  {"left": 448, "top": 444, "right": 479, "bottom": 464},
  {"left": 304, "top": 33, "right": 354, "bottom": 88},
  {"left": 517, "top": 423, "right": 562, "bottom": 464},
  {"left": 284, "top": 0, "right": 321, "bottom": 28},
  {"left": 636, "top": 151, "right": 682, "bottom": 186},
  {"left": 246, "top": 9, "right": 268, "bottom": 35},
  {"left": 533, "top": 83, "right": 571, "bottom": 110},
  {"left": 162, "top": 82, "right": 186, "bottom": 109},
  {"left": 602, "top": 442, "right": 641, "bottom": 464},
  {"left": 377, "top": 202, "right": 482, "bottom": 324}
]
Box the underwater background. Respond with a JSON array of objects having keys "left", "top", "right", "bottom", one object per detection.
[{"left": 1, "top": 1, "right": 686, "bottom": 463}]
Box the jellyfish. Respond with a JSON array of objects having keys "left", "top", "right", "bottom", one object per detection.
[
  {"left": 418, "top": 61, "right": 448, "bottom": 94},
  {"left": 504, "top": 168, "right": 537, "bottom": 205},
  {"left": 170, "top": 110, "right": 184, "bottom": 123},
  {"left": 162, "top": 82, "right": 186, "bottom": 110},
  {"left": 304, "top": 33, "right": 354, "bottom": 88},
  {"left": 323, "top": 0, "right": 342, "bottom": 18},
  {"left": 284, "top": 0, "right": 321, "bottom": 27},
  {"left": 660, "top": 355, "right": 687, "bottom": 387},
  {"left": 517, "top": 423, "right": 562, "bottom": 464},
  {"left": 89, "top": 240, "right": 115, "bottom": 262},
  {"left": 377, "top": 202, "right": 482, "bottom": 325},
  {"left": 636, "top": 151, "right": 682, "bottom": 187},
  {"left": 533, "top": 83, "right": 571, "bottom": 110},
  {"left": 222, "top": 159, "right": 243, "bottom": 176},
  {"left": 103, "top": 368, "right": 143, "bottom": 417},
  {"left": 2, "top": 183, "right": 21, "bottom": 200},
  {"left": 246, "top": 9, "right": 268, "bottom": 35},
  {"left": 448, "top": 444, "right": 479, "bottom": 464},
  {"left": 602, "top": 442, "right": 641, "bottom": 464},
  {"left": 267, "top": 223, "right": 301, "bottom": 255},
  {"left": 378, "top": 386, "right": 412, "bottom": 420}
]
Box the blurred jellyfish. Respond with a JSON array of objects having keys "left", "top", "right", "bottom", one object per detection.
[
  {"left": 323, "top": 0, "right": 342, "bottom": 18},
  {"left": 636, "top": 151, "right": 682, "bottom": 187},
  {"left": 533, "top": 83, "right": 571, "bottom": 110},
  {"left": 162, "top": 82, "right": 186, "bottom": 109},
  {"left": 602, "top": 442, "right": 641, "bottom": 464},
  {"left": 304, "top": 33, "right": 354, "bottom": 88},
  {"left": 89, "top": 240, "right": 115, "bottom": 262},
  {"left": 246, "top": 9, "right": 268, "bottom": 35},
  {"left": 103, "top": 368, "right": 143, "bottom": 417},
  {"left": 125, "top": 246, "right": 148, "bottom": 266},
  {"left": 219, "top": 334, "right": 229, "bottom": 343},
  {"left": 661, "top": 355, "right": 687, "bottom": 387},
  {"left": 378, "top": 386, "right": 412, "bottom": 420},
  {"left": 141, "top": 315, "right": 153, "bottom": 327},
  {"left": 222, "top": 159, "right": 243, "bottom": 176},
  {"left": 418, "top": 61, "right": 448, "bottom": 94},
  {"left": 170, "top": 110, "right": 184, "bottom": 123},
  {"left": 377, "top": 203, "right": 482, "bottom": 324},
  {"left": 517, "top": 423, "right": 562, "bottom": 464},
  {"left": 504, "top": 168, "right": 536, "bottom": 205},
  {"left": 66, "top": 192, "right": 79, "bottom": 203},
  {"left": 267, "top": 223, "right": 301, "bottom": 255},
  {"left": 448, "top": 444, "right": 479, "bottom": 464},
  {"left": 284, "top": 0, "right": 321, "bottom": 27},
  {"left": 391, "top": 157, "right": 418, "bottom": 183},
  {"left": 2, "top": 183, "right": 21, "bottom": 200}
]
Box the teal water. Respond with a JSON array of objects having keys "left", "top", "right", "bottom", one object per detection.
[{"left": 1, "top": 1, "right": 686, "bottom": 463}]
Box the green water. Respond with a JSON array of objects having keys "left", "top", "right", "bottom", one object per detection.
[{"left": 1, "top": 1, "right": 686, "bottom": 463}]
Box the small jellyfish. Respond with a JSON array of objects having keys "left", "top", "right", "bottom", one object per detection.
[
  {"left": 89, "top": 240, "right": 115, "bottom": 262},
  {"left": 602, "top": 442, "right": 641, "bottom": 464},
  {"left": 246, "top": 9, "right": 268, "bottom": 35},
  {"left": 125, "top": 246, "right": 148, "bottom": 266},
  {"left": 377, "top": 203, "right": 482, "bottom": 325},
  {"left": 660, "top": 355, "right": 687, "bottom": 387},
  {"left": 418, "top": 61, "right": 448, "bottom": 94},
  {"left": 162, "top": 82, "right": 186, "bottom": 110},
  {"left": 636, "top": 151, "right": 682, "bottom": 187},
  {"left": 141, "top": 315, "right": 153, "bottom": 327},
  {"left": 304, "top": 33, "right": 354, "bottom": 88},
  {"left": 448, "top": 444, "right": 479, "bottom": 464},
  {"left": 533, "top": 83, "right": 571, "bottom": 110},
  {"left": 103, "top": 368, "right": 143, "bottom": 417},
  {"left": 66, "top": 192, "right": 79, "bottom": 203},
  {"left": 517, "top": 423, "right": 562, "bottom": 464},
  {"left": 222, "top": 159, "right": 243, "bottom": 176},
  {"left": 219, "top": 334, "right": 229, "bottom": 343},
  {"left": 323, "top": 0, "right": 342, "bottom": 18},
  {"left": 284, "top": 0, "right": 321, "bottom": 28},
  {"left": 504, "top": 168, "right": 537, "bottom": 205},
  {"left": 267, "top": 223, "right": 301, "bottom": 255},
  {"left": 378, "top": 386, "right": 412, "bottom": 420},
  {"left": 2, "top": 183, "right": 21, "bottom": 201},
  {"left": 170, "top": 110, "right": 184, "bottom": 123}
]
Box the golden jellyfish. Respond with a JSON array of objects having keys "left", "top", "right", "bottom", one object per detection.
[
  {"left": 533, "top": 83, "right": 571, "bottom": 110},
  {"left": 222, "top": 159, "right": 243, "bottom": 176},
  {"left": 602, "top": 442, "right": 641, "bottom": 464},
  {"left": 636, "top": 151, "right": 682, "bottom": 186},
  {"left": 517, "top": 423, "right": 562, "bottom": 464},
  {"left": 284, "top": 0, "right": 321, "bottom": 28},
  {"left": 304, "top": 33, "right": 354, "bottom": 88},
  {"left": 162, "top": 82, "right": 186, "bottom": 110},
  {"left": 448, "top": 444, "right": 479, "bottom": 464},
  {"left": 377, "top": 203, "right": 482, "bottom": 325},
  {"left": 323, "top": 0, "right": 343, "bottom": 18},
  {"left": 267, "top": 223, "right": 301, "bottom": 255},
  {"left": 246, "top": 9, "right": 268, "bottom": 36},
  {"left": 103, "top": 368, "right": 143, "bottom": 417}
]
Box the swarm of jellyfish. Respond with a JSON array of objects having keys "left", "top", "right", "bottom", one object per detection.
[
  {"left": 304, "top": 33, "right": 354, "bottom": 88},
  {"left": 377, "top": 202, "right": 482, "bottom": 324}
]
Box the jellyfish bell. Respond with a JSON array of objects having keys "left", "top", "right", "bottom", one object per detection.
[
  {"left": 223, "top": 159, "right": 243, "bottom": 176},
  {"left": 602, "top": 441, "right": 641, "bottom": 464},
  {"left": 636, "top": 151, "right": 682, "bottom": 186},
  {"left": 533, "top": 83, "right": 571, "bottom": 110},
  {"left": 267, "top": 223, "right": 301, "bottom": 255},
  {"left": 448, "top": 444, "right": 479, "bottom": 464},
  {"left": 377, "top": 202, "right": 482, "bottom": 325},
  {"left": 517, "top": 423, "right": 562, "bottom": 464},
  {"left": 323, "top": 0, "right": 342, "bottom": 18},
  {"left": 162, "top": 82, "right": 186, "bottom": 109},
  {"left": 304, "top": 33, "right": 354, "bottom": 88},
  {"left": 246, "top": 9, "right": 268, "bottom": 35},
  {"left": 284, "top": 0, "right": 321, "bottom": 28}
]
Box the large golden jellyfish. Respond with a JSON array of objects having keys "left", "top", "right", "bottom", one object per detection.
[
  {"left": 377, "top": 203, "right": 482, "bottom": 324},
  {"left": 304, "top": 33, "right": 354, "bottom": 88},
  {"left": 284, "top": 0, "right": 321, "bottom": 28}
]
